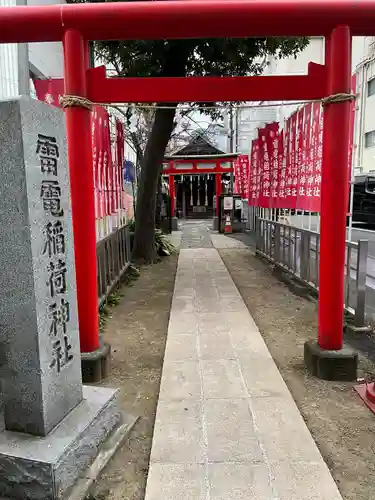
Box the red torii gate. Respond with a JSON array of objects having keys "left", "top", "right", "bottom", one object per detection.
[
  {"left": 162, "top": 155, "right": 238, "bottom": 219},
  {"left": 0, "top": 0, "right": 367, "bottom": 380}
]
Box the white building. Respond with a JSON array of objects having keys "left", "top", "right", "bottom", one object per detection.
[
  {"left": 0, "top": 0, "right": 65, "bottom": 99},
  {"left": 224, "top": 36, "right": 375, "bottom": 175},
  {"left": 352, "top": 37, "right": 375, "bottom": 174}
]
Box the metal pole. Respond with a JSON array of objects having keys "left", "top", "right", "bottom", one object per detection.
[
  {"left": 354, "top": 239, "right": 368, "bottom": 327},
  {"left": 318, "top": 26, "right": 352, "bottom": 350},
  {"left": 169, "top": 175, "right": 175, "bottom": 217},
  {"left": 63, "top": 30, "right": 99, "bottom": 353},
  {"left": 348, "top": 164, "right": 355, "bottom": 242},
  {"left": 229, "top": 105, "right": 234, "bottom": 192},
  {"left": 216, "top": 173, "right": 222, "bottom": 216}
]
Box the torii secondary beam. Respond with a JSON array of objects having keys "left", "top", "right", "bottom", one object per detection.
[{"left": 87, "top": 63, "right": 327, "bottom": 103}]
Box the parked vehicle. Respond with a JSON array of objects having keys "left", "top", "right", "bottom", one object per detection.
[{"left": 351, "top": 175, "right": 375, "bottom": 224}]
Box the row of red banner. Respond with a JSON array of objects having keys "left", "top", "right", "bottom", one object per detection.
[
  {"left": 248, "top": 101, "right": 324, "bottom": 210},
  {"left": 234, "top": 76, "right": 356, "bottom": 211},
  {"left": 34, "top": 79, "right": 125, "bottom": 219}
]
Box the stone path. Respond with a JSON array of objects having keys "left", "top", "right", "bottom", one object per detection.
[
  {"left": 145, "top": 222, "right": 343, "bottom": 499},
  {"left": 180, "top": 220, "right": 213, "bottom": 249}
]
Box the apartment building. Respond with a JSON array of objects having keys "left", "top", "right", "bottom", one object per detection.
[{"left": 222, "top": 36, "right": 375, "bottom": 174}]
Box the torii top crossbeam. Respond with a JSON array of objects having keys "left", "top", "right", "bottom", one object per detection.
[{"left": 1, "top": 0, "right": 375, "bottom": 43}]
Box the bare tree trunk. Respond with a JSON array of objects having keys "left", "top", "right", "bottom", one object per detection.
[
  {"left": 132, "top": 104, "right": 177, "bottom": 263},
  {"left": 132, "top": 42, "right": 190, "bottom": 263}
]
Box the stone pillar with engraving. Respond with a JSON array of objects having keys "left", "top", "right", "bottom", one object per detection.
[{"left": 0, "top": 97, "right": 131, "bottom": 500}]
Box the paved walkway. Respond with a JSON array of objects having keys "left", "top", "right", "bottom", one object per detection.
[
  {"left": 180, "top": 220, "right": 213, "bottom": 249},
  {"left": 145, "top": 222, "right": 343, "bottom": 500}
]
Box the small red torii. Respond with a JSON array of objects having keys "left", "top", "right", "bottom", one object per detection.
[{"left": 0, "top": 0, "right": 361, "bottom": 380}]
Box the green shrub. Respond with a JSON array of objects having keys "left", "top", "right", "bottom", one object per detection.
[{"left": 128, "top": 220, "right": 176, "bottom": 257}]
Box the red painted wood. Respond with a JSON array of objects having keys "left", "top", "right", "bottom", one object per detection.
[
  {"left": 64, "top": 30, "right": 99, "bottom": 353},
  {"left": 318, "top": 26, "right": 352, "bottom": 350},
  {"left": 1, "top": 0, "right": 375, "bottom": 42},
  {"left": 87, "top": 63, "right": 327, "bottom": 103}
]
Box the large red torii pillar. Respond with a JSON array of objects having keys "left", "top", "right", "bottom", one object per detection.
[
  {"left": 304, "top": 25, "right": 358, "bottom": 380},
  {"left": 0, "top": 0, "right": 365, "bottom": 382},
  {"left": 63, "top": 30, "right": 99, "bottom": 356}
]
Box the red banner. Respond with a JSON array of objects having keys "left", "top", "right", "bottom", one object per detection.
[
  {"left": 115, "top": 119, "right": 125, "bottom": 210},
  {"left": 298, "top": 103, "right": 315, "bottom": 211},
  {"left": 266, "top": 123, "right": 280, "bottom": 208},
  {"left": 233, "top": 157, "right": 241, "bottom": 195},
  {"left": 248, "top": 139, "right": 260, "bottom": 206},
  {"left": 34, "top": 78, "right": 124, "bottom": 219},
  {"left": 247, "top": 73, "right": 356, "bottom": 213},
  {"left": 275, "top": 129, "right": 284, "bottom": 209},
  {"left": 286, "top": 112, "right": 298, "bottom": 209},
  {"left": 234, "top": 155, "right": 250, "bottom": 199},
  {"left": 258, "top": 128, "right": 269, "bottom": 208},
  {"left": 278, "top": 121, "right": 289, "bottom": 208}
]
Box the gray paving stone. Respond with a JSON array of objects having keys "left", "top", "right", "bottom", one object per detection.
[
  {"left": 181, "top": 221, "right": 213, "bottom": 249},
  {"left": 151, "top": 400, "right": 205, "bottom": 463},
  {"left": 169, "top": 231, "right": 182, "bottom": 251},
  {"left": 239, "top": 356, "right": 292, "bottom": 398},
  {"left": 164, "top": 334, "right": 199, "bottom": 362},
  {"left": 205, "top": 399, "right": 262, "bottom": 463},
  {"left": 195, "top": 301, "right": 223, "bottom": 313},
  {"left": 171, "top": 297, "right": 196, "bottom": 314},
  {"left": 270, "top": 460, "right": 343, "bottom": 500},
  {"left": 208, "top": 462, "right": 274, "bottom": 500},
  {"left": 173, "top": 288, "right": 195, "bottom": 299},
  {"left": 199, "top": 331, "right": 235, "bottom": 360},
  {"left": 201, "top": 359, "right": 247, "bottom": 399},
  {"left": 219, "top": 296, "right": 248, "bottom": 312},
  {"left": 158, "top": 361, "right": 202, "bottom": 401},
  {"left": 251, "top": 396, "right": 323, "bottom": 462},
  {"left": 210, "top": 233, "right": 248, "bottom": 249},
  {"left": 230, "top": 329, "right": 272, "bottom": 357},
  {"left": 145, "top": 463, "right": 207, "bottom": 500},
  {"left": 198, "top": 312, "right": 230, "bottom": 333},
  {"left": 168, "top": 312, "right": 199, "bottom": 335},
  {"left": 227, "top": 310, "right": 259, "bottom": 330}
]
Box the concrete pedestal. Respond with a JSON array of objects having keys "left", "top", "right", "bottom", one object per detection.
[
  {"left": 0, "top": 386, "right": 125, "bottom": 500},
  {"left": 171, "top": 217, "right": 178, "bottom": 231},
  {"left": 212, "top": 216, "right": 219, "bottom": 231},
  {"left": 81, "top": 342, "right": 111, "bottom": 383},
  {"left": 304, "top": 339, "right": 358, "bottom": 381}
]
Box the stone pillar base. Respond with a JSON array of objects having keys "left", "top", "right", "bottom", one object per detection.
[
  {"left": 81, "top": 342, "right": 111, "bottom": 383},
  {"left": 212, "top": 216, "right": 219, "bottom": 231},
  {"left": 0, "top": 386, "right": 136, "bottom": 500},
  {"left": 304, "top": 339, "right": 358, "bottom": 381},
  {"left": 171, "top": 217, "right": 179, "bottom": 231}
]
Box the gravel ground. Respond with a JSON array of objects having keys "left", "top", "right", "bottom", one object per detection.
[{"left": 219, "top": 248, "right": 375, "bottom": 500}]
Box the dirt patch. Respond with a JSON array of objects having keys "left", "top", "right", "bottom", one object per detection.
[
  {"left": 89, "top": 255, "right": 178, "bottom": 500},
  {"left": 219, "top": 248, "right": 375, "bottom": 500}
]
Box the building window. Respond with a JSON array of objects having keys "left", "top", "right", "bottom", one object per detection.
[
  {"left": 365, "top": 130, "right": 375, "bottom": 148},
  {"left": 366, "top": 176, "right": 375, "bottom": 193},
  {"left": 368, "top": 77, "right": 375, "bottom": 97}
]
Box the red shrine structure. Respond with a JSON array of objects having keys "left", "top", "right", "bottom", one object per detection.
[
  {"left": 162, "top": 135, "right": 238, "bottom": 219},
  {"left": 1, "top": 0, "right": 374, "bottom": 385}
]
